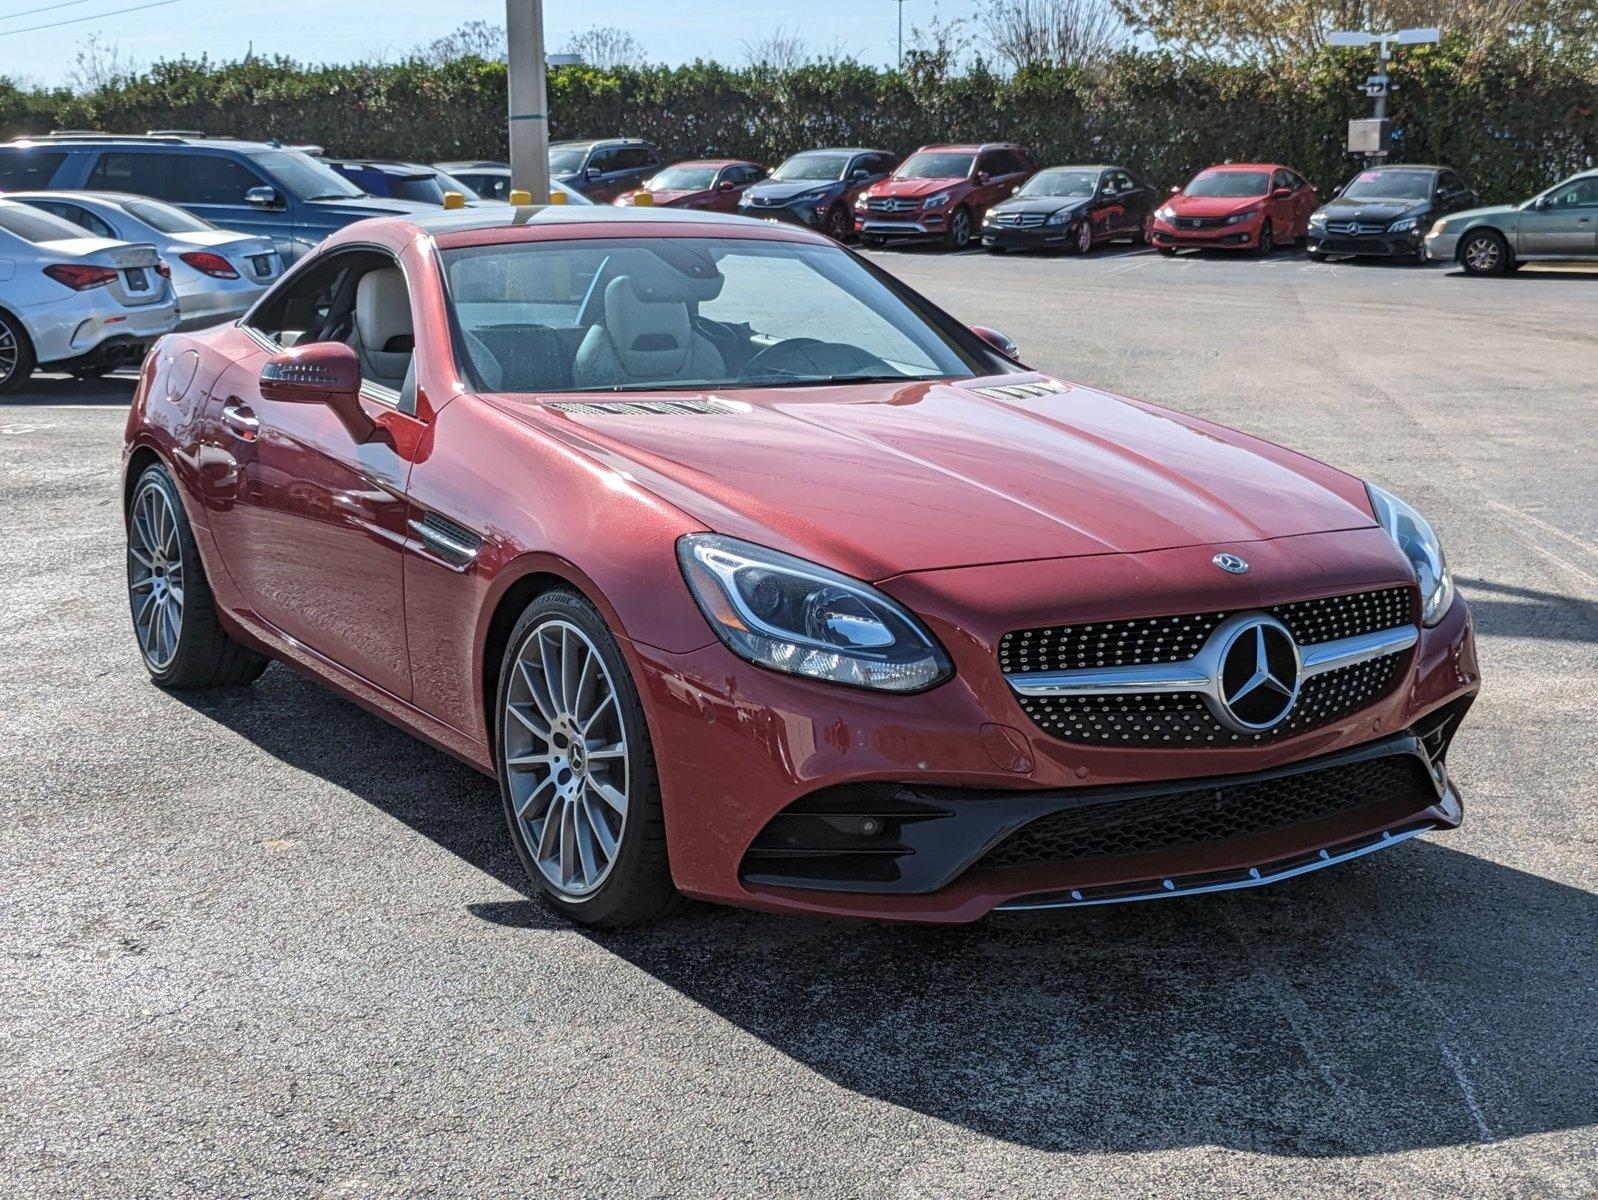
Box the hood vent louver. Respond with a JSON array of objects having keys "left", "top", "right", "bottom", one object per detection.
[
  {"left": 969, "top": 379, "right": 1071, "bottom": 401},
  {"left": 548, "top": 398, "right": 746, "bottom": 417}
]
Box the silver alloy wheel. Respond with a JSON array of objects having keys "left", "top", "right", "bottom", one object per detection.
[
  {"left": 950, "top": 209, "right": 971, "bottom": 247},
  {"left": 0, "top": 320, "right": 18, "bottom": 386},
  {"left": 127, "top": 481, "right": 185, "bottom": 670},
  {"left": 503, "top": 618, "right": 629, "bottom": 899},
  {"left": 1464, "top": 235, "right": 1500, "bottom": 272},
  {"left": 1077, "top": 221, "right": 1093, "bottom": 253}
]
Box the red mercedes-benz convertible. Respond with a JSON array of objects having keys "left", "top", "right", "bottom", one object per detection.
[{"left": 123, "top": 206, "right": 1477, "bottom": 925}]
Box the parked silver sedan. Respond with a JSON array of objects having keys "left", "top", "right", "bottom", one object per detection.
[
  {"left": 0, "top": 199, "right": 178, "bottom": 391},
  {"left": 8, "top": 191, "right": 281, "bottom": 328}
]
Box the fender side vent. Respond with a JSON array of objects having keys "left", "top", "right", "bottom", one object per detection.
[
  {"left": 548, "top": 398, "right": 746, "bottom": 417},
  {"left": 969, "top": 379, "right": 1070, "bottom": 401}
]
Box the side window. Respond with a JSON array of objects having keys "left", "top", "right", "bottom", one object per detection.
[
  {"left": 33, "top": 201, "right": 116, "bottom": 239},
  {"left": 1272, "top": 169, "right": 1291, "bottom": 191},
  {"left": 616, "top": 147, "right": 652, "bottom": 171},
  {"left": 246, "top": 257, "right": 348, "bottom": 345},
  {"left": 977, "top": 152, "right": 1002, "bottom": 178},
  {"left": 0, "top": 149, "right": 68, "bottom": 190},
  {"left": 1114, "top": 171, "right": 1137, "bottom": 194},
  {"left": 86, "top": 152, "right": 180, "bottom": 199},
  {"left": 1549, "top": 177, "right": 1598, "bottom": 207},
  {"left": 1437, "top": 171, "right": 1460, "bottom": 196},
  {"left": 587, "top": 149, "right": 616, "bottom": 175},
  {"left": 167, "top": 154, "right": 268, "bottom": 205}
]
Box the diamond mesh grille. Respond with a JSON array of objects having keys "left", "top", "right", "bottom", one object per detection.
[{"left": 978, "top": 752, "right": 1432, "bottom": 871}]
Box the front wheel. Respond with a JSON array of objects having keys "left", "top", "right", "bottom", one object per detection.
[
  {"left": 1307, "top": 249, "right": 1328, "bottom": 262},
  {"left": 1460, "top": 230, "right": 1510, "bottom": 275},
  {"left": 943, "top": 207, "right": 973, "bottom": 250},
  {"left": 1137, "top": 213, "right": 1153, "bottom": 245},
  {"left": 127, "top": 463, "right": 269, "bottom": 688},
  {"left": 1255, "top": 219, "right": 1275, "bottom": 255},
  {"left": 496, "top": 589, "right": 678, "bottom": 927},
  {"left": 825, "top": 204, "right": 851, "bottom": 241},
  {"left": 0, "top": 311, "right": 37, "bottom": 394},
  {"left": 1074, "top": 220, "right": 1093, "bottom": 255}
]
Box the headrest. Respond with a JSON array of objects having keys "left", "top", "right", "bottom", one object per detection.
[
  {"left": 356, "top": 268, "right": 413, "bottom": 354},
  {"left": 603, "top": 273, "right": 692, "bottom": 378}
]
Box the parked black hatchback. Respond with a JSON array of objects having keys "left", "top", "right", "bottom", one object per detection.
[
  {"left": 1307, "top": 164, "right": 1479, "bottom": 262},
  {"left": 982, "top": 164, "right": 1156, "bottom": 254}
]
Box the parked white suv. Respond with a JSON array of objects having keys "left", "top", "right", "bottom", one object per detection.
[{"left": 0, "top": 199, "right": 179, "bottom": 391}]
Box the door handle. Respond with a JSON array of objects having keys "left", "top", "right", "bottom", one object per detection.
[{"left": 221, "top": 397, "right": 259, "bottom": 442}]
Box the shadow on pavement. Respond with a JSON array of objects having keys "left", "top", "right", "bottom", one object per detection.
[
  {"left": 1457, "top": 576, "right": 1598, "bottom": 643},
  {"left": 173, "top": 661, "right": 1596, "bottom": 1159},
  {"left": 1, "top": 372, "right": 138, "bottom": 406}
]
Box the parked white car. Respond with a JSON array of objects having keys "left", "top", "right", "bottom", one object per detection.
[
  {"left": 0, "top": 198, "right": 179, "bottom": 391},
  {"left": 7, "top": 191, "right": 281, "bottom": 329}
]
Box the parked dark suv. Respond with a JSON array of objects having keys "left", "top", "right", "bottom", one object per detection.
[
  {"left": 854, "top": 143, "right": 1036, "bottom": 249},
  {"left": 0, "top": 132, "right": 434, "bottom": 263},
  {"left": 736, "top": 148, "right": 898, "bottom": 240},
  {"left": 548, "top": 139, "right": 663, "bottom": 202}
]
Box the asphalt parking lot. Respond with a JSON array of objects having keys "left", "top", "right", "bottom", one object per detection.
[{"left": 2, "top": 244, "right": 1594, "bottom": 1198}]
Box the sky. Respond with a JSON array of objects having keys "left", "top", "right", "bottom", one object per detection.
[{"left": 0, "top": 0, "right": 928, "bottom": 86}]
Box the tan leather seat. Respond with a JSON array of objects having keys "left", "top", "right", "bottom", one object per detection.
[{"left": 349, "top": 268, "right": 413, "bottom": 391}]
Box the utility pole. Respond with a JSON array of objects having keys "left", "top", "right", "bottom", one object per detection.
[
  {"left": 890, "top": 0, "right": 907, "bottom": 69},
  {"left": 506, "top": 0, "right": 551, "bottom": 202},
  {"left": 1329, "top": 27, "right": 1439, "bottom": 165}
]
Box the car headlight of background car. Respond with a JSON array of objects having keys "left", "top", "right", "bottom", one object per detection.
[
  {"left": 1309, "top": 211, "right": 1327, "bottom": 227},
  {"left": 1224, "top": 208, "right": 1260, "bottom": 225},
  {"left": 921, "top": 192, "right": 950, "bottom": 210},
  {"left": 677, "top": 534, "right": 952, "bottom": 692},
  {"left": 1155, "top": 205, "right": 1176, "bottom": 220},
  {"left": 1387, "top": 216, "right": 1420, "bottom": 233},
  {"left": 1366, "top": 483, "right": 1455, "bottom": 626},
  {"left": 1044, "top": 209, "right": 1077, "bottom": 226}
]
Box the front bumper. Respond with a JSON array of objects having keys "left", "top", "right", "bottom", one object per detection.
[
  {"left": 982, "top": 224, "right": 1074, "bottom": 249},
  {"left": 631, "top": 535, "right": 1479, "bottom": 923},
  {"left": 856, "top": 213, "right": 947, "bottom": 241},
  {"left": 1424, "top": 228, "right": 1463, "bottom": 261},
  {"left": 1309, "top": 229, "right": 1423, "bottom": 258},
  {"left": 1151, "top": 221, "right": 1258, "bottom": 250},
  {"left": 739, "top": 203, "right": 825, "bottom": 228}
]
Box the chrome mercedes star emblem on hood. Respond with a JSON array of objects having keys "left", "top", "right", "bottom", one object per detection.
[
  {"left": 1213, "top": 552, "right": 1250, "bottom": 574},
  {"left": 1215, "top": 616, "right": 1301, "bottom": 732}
]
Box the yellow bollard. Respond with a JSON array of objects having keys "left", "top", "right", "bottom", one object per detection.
[
  {"left": 508, "top": 189, "right": 532, "bottom": 206},
  {"left": 548, "top": 190, "right": 568, "bottom": 204},
  {"left": 632, "top": 191, "right": 654, "bottom": 206},
  {"left": 441, "top": 191, "right": 466, "bottom": 210}
]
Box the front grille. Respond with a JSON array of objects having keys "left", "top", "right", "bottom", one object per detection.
[
  {"left": 977, "top": 752, "right": 1433, "bottom": 871},
  {"left": 1174, "top": 216, "right": 1225, "bottom": 229},
  {"left": 1000, "top": 587, "right": 1414, "bottom": 746},
  {"left": 866, "top": 197, "right": 918, "bottom": 213},
  {"left": 993, "top": 211, "right": 1046, "bottom": 227},
  {"left": 1327, "top": 221, "right": 1385, "bottom": 237}
]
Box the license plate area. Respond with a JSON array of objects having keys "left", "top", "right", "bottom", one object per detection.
[
  {"left": 124, "top": 268, "right": 149, "bottom": 292},
  {"left": 250, "top": 255, "right": 273, "bottom": 277}
]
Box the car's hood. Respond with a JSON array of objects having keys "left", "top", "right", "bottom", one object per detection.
[
  {"left": 495, "top": 376, "right": 1376, "bottom": 580},
  {"left": 742, "top": 180, "right": 837, "bottom": 203},
  {"left": 991, "top": 196, "right": 1089, "bottom": 217},
  {"left": 617, "top": 187, "right": 711, "bottom": 208},
  {"left": 1441, "top": 203, "right": 1519, "bottom": 226},
  {"left": 1318, "top": 197, "right": 1429, "bottom": 222},
  {"left": 1166, "top": 195, "right": 1266, "bottom": 218},
  {"left": 302, "top": 195, "right": 438, "bottom": 219},
  {"left": 873, "top": 177, "right": 965, "bottom": 200}
]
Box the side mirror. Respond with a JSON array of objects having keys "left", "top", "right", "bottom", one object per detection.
[
  {"left": 245, "top": 186, "right": 280, "bottom": 208},
  {"left": 1271, "top": 186, "right": 1293, "bottom": 198},
  {"left": 851, "top": 168, "right": 869, "bottom": 180},
  {"left": 717, "top": 180, "right": 735, "bottom": 192},
  {"left": 1169, "top": 185, "right": 1181, "bottom": 195},
  {"left": 970, "top": 325, "right": 1020, "bottom": 361},
  {"left": 975, "top": 171, "right": 991, "bottom": 185},
  {"left": 260, "top": 342, "right": 376, "bottom": 442},
  {"left": 585, "top": 166, "right": 603, "bottom": 181}
]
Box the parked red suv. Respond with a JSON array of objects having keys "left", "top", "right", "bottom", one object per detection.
[
  {"left": 855, "top": 143, "right": 1036, "bottom": 250},
  {"left": 1151, "top": 163, "right": 1318, "bottom": 255},
  {"left": 613, "top": 160, "right": 768, "bottom": 211}
]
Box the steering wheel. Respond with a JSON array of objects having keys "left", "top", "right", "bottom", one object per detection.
[{"left": 739, "top": 337, "right": 893, "bottom": 383}]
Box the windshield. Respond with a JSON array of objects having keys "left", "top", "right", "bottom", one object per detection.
[
  {"left": 387, "top": 174, "right": 449, "bottom": 205},
  {"left": 549, "top": 147, "right": 588, "bottom": 174},
  {"left": 1018, "top": 169, "right": 1098, "bottom": 199},
  {"left": 122, "top": 198, "right": 214, "bottom": 232},
  {"left": 252, "top": 150, "right": 365, "bottom": 201},
  {"left": 0, "top": 202, "right": 88, "bottom": 243},
  {"left": 434, "top": 170, "right": 483, "bottom": 200},
  {"left": 771, "top": 153, "right": 849, "bottom": 182},
  {"left": 1341, "top": 169, "right": 1434, "bottom": 201},
  {"left": 1184, "top": 170, "right": 1270, "bottom": 198},
  {"left": 647, "top": 166, "right": 717, "bottom": 191},
  {"left": 896, "top": 152, "right": 974, "bottom": 181},
  {"left": 442, "top": 237, "right": 987, "bottom": 393}
]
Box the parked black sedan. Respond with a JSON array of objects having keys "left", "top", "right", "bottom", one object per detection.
[
  {"left": 1307, "top": 164, "right": 1479, "bottom": 262},
  {"left": 981, "top": 165, "right": 1156, "bottom": 254}
]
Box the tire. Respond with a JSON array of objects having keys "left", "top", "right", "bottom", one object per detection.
[
  {"left": 0, "top": 310, "right": 37, "bottom": 394},
  {"left": 943, "top": 207, "right": 973, "bottom": 250},
  {"left": 862, "top": 234, "right": 886, "bottom": 249},
  {"left": 985, "top": 244, "right": 1006, "bottom": 254},
  {"left": 1074, "top": 220, "right": 1094, "bottom": 255},
  {"left": 824, "top": 204, "right": 851, "bottom": 242},
  {"left": 495, "top": 588, "right": 678, "bottom": 927},
  {"left": 1137, "top": 213, "right": 1154, "bottom": 245},
  {"left": 1255, "top": 219, "right": 1275, "bottom": 256},
  {"left": 1460, "top": 230, "right": 1510, "bottom": 276},
  {"left": 1156, "top": 246, "right": 1177, "bottom": 257},
  {"left": 1307, "top": 249, "right": 1328, "bottom": 263},
  {"left": 126, "top": 463, "right": 269, "bottom": 688}
]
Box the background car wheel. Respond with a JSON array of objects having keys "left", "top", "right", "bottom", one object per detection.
[
  {"left": 1460, "top": 230, "right": 1510, "bottom": 275},
  {"left": 1075, "top": 221, "right": 1093, "bottom": 254},
  {"left": 496, "top": 589, "right": 678, "bottom": 928},
  {"left": 0, "top": 311, "right": 37, "bottom": 394},
  {"left": 1156, "top": 246, "right": 1177, "bottom": 257},
  {"left": 1137, "top": 213, "right": 1154, "bottom": 244},
  {"left": 825, "top": 204, "right": 850, "bottom": 241},
  {"left": 1307, "top": 249, "right": 1328, "bottom": 262},
  {"left": 1255, "top": 220, "right": 1275, "bottom": 255},
  {"left": 862, "top": 234, "right": 885, "bottom": 249},
  {"left": 127, "top": 463, "right": 269, "bottom": 688},
  {"left": 943, "top": 208, "right": 972, "bottom": 250}
]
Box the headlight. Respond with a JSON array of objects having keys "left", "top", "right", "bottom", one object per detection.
[
  {"left": 1429, "top": 218, "right": 1449, "bottom": 235},
  {"left": 1366, "top": 484, "right": 1455, "bottom": 626},
  {"left": 854, "top": 194, "right": 869, "bottom": 209},
  {"left": 677, "top": 534, "right": 952, "bottom": 692},
  {"left": 1155, "top": 205, "right": 1175, "bottom": 220},
  {"left": 922, "top": 192, "right": 950, "bottom": 209},
  {"left": 1308, "top": 211, "right": 1327, "bottom": 227},
  {"left": 1224, "top": 208, "right": 1260, "bottom": 225},
  {"left": 1388, "top": 216, "right": 1419, "bottom": 233},
  {"left": 1044, "top": 209, "right": 1075, "bottom": 226}
]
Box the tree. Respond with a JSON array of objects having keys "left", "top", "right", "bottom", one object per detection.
[
  {"left": 740, "top": 27, "right": 810, "bottom": 71},
  {"left": 65, "top": 34, "right": 138, "bottom": 94},
  {"left": 418, "top": 20, "right": 506, "bottom": 65},
  {"left": 980, "top": 0, "right": 1130, "bottom": 70},
  {"left": 561, "top": 26, "right": 646, "bottom": 70}
]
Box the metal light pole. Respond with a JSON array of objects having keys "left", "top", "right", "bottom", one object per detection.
[
  {"left": 507, "top": 0, "right": 551, "bottom": 202},
  {"left": 1328, "top": 27, "right": 1440, "bottom": 163},
  {"left": 890, "top": 0, "right": 907, "bottom": 69}
]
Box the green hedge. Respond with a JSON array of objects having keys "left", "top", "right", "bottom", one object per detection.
[{"left": 3, "top": 44, "right": 1593, "bottom": 200}]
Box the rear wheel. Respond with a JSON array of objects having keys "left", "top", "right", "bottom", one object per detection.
[
  {"left": 0, "top": 311, "right": 36, "bottom": 394},
  {"left": 496, "top": 589, "right": 678, "bottom": 927},
  {"left": 1460, "top": 230, "right": 1510, "bottom": 276},
  {"left": 126, "top": 464, "right": 269, "bottom": 688}
]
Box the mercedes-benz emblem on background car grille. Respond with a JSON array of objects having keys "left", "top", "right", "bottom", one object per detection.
[
  {"left": 1214, "top": 616, "right": 1301, "bottom": 732},
  {"left": 1212, "top": 552, "right": 1250, "bottom": 574}
]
